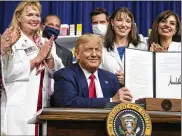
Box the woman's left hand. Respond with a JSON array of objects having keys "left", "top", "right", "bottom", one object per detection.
[
  {"left": 35, "top": 35, "right": 54, "bottom": 63},
  {"left": 46, "top": 35, "right": 54, "bottom": 57},
  {"left": 115, "top": 70, "right": 124, "bottom": 85}
]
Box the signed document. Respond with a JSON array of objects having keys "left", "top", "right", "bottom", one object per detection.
[
  {"left": 124, "top": 48, "right": 181, "bottom": 101},
  {"left": 155, "top": 53, "right": 181, "bottom": 98},
  {"left": 124, "top": 49, "right": 154, "bottom": 101}
]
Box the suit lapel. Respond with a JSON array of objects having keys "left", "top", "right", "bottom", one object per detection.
[
  {"left": 98, "top": 69, "right": 109, "bottom": 97},
  {"left": 75, "top": 63, "right": 89, "bottom": 97}
]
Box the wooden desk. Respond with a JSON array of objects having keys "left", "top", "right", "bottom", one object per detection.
[{"left": 33, "top": 108, "right": 181, "bottom": 136}]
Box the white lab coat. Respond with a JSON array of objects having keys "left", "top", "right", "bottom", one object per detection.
[
  {"left": 1, "top": 55, "right": 7, "bottom": 136},
  {"left": 100, "top": 42, "right": 147, "bottom": 74},
  {"left": 1, "top": 32, "right": 64, "bottom": 135},
  {"left": 168, "top": 42, "right": 181, "bottom": 52}
]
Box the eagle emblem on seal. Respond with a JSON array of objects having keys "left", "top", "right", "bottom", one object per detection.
[{"left": 119, "top": 114, "right": 140, "bottom": 136}]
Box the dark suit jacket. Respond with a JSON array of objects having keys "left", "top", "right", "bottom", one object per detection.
[
  {"left": 55, "top": 41, "right": 73, "bottom": 67},
  {"left": 52, "top": 63, "right": 120, "bottom": 108}
]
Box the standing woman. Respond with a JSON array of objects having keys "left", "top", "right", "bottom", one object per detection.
[
  {"left": 0, "top": 46, "right": 8, "bottom": 136},
  {"left": 1, "top": 1, "right": 64, "bottom": 135},
  {"left": 148, "top": 10, "right": 181, "bottom": 52},
  {"left": 100, "top": 7, "right": 147, "bottom": 85}
]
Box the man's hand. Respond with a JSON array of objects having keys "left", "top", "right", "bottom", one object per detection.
[
  {"left": 1, "top": 26, "right": 21, "bottom": 55},
  {"left": 112, "top": 87, "right": 133, "bottom": 103}
]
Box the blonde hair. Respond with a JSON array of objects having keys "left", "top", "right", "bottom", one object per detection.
[
  {"left": 75, "top": 33, "right": 103, "bottom": 52},
  {"left": 10, "top": 1, "right": 42, "bottom": 31}
]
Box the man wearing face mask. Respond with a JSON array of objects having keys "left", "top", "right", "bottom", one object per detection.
[
  {"left": 90, "top": 8, "right": 109, "bottom": 36},
  {"left": 41, "top": 14, "right": 73, "bottom": 67},
  {"left": 41, "top": 14, "right": 73, "bottom": 106}
]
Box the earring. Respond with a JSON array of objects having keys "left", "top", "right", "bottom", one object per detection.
[{"left": 111, "top": 24, "right": 114, "bottom": 29}]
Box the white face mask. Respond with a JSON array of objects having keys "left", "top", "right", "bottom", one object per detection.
[{"left": 92, "top": 24, "right": 107, "bottom": 36}]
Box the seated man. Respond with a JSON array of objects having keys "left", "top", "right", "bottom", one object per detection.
[{"left": 52, "top": 34, "right": 133, "bottom": 108}]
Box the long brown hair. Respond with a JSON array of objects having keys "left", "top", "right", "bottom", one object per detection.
[
  {"left": 104, "top": 7, "right": 140, "bottom": 51},
  {"left": 148, "top": 10, "right": 180, "bottom": 49}
]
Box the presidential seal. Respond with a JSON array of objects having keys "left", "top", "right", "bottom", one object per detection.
[{"left": 107, "top": 103, "right": 152, "bottom": 136}]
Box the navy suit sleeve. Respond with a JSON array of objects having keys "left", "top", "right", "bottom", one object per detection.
[{"left": 53, "top": 69, "right": 110, "bottom": 108}]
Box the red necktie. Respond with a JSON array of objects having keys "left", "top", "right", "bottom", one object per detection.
[{"left": 89, "top": 74, "right": 96, "bottom": 98}]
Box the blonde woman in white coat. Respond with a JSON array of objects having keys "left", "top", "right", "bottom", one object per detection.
[
  {"left": 149, "top": 10, "right": 181, "bottom": 52},
  {"left": 1, "top": 1, "right": 64, "bottom": 135},
  {"left": 100, "top": 7, "right": 147, "bottom": 85}
]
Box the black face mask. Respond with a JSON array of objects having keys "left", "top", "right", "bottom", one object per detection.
[{"left": 43, "top": 26, "right": 60, "bottom": 39}]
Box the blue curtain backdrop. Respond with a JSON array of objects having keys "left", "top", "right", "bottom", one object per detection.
[{"left": 0, "top": 1, "right": 181, "bottom": 36}]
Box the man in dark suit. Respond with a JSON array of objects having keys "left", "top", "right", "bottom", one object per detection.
[
  {"left": 54, "top": 40, "right": 73, "bottom": 67},
  {"left": 52, "top": 34, "right": 133, "bottom": 108},
  {"left": 41, "top": 15, "right": 73, "bottom": 107},
  {"left": 42, "top": 14, "right": 73, "bottom": 67}
]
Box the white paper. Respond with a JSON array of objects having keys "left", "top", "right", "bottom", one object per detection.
[
  {"left": 125, "top": 48, "right": 154, "bottom": 101},
  {"left": 155, "top": 52, "right": 181, "bottom": 99}
]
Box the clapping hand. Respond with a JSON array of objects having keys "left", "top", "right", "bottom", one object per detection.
[
  {"left": 150, "top": 42, "right": 168, "bottom": 52},
  {"left": 36, "top": 35, "right": 54, "bottom": 63},
  {"left": 1, "top": 26, "right": 21, "bottom": 55}
]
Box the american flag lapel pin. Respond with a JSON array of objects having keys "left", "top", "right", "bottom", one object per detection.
[{"left": 105, "top": 81, "right": 108, "bottom": 84}]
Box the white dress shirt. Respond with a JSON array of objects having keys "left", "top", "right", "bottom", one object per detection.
[{"left": 80, "top": 66, "right": 103, "bottom": 98}]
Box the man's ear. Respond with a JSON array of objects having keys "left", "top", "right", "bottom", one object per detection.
[{"left": 74, "top": 49, "right": 80, "bottom": 60}]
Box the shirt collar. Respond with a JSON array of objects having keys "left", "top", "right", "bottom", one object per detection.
[
  {"left": 79, "top": 64, "right": 99, "bottom": 80},
  {"left": 20, "top": 31, "right": 29, "bottom": 41}
]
